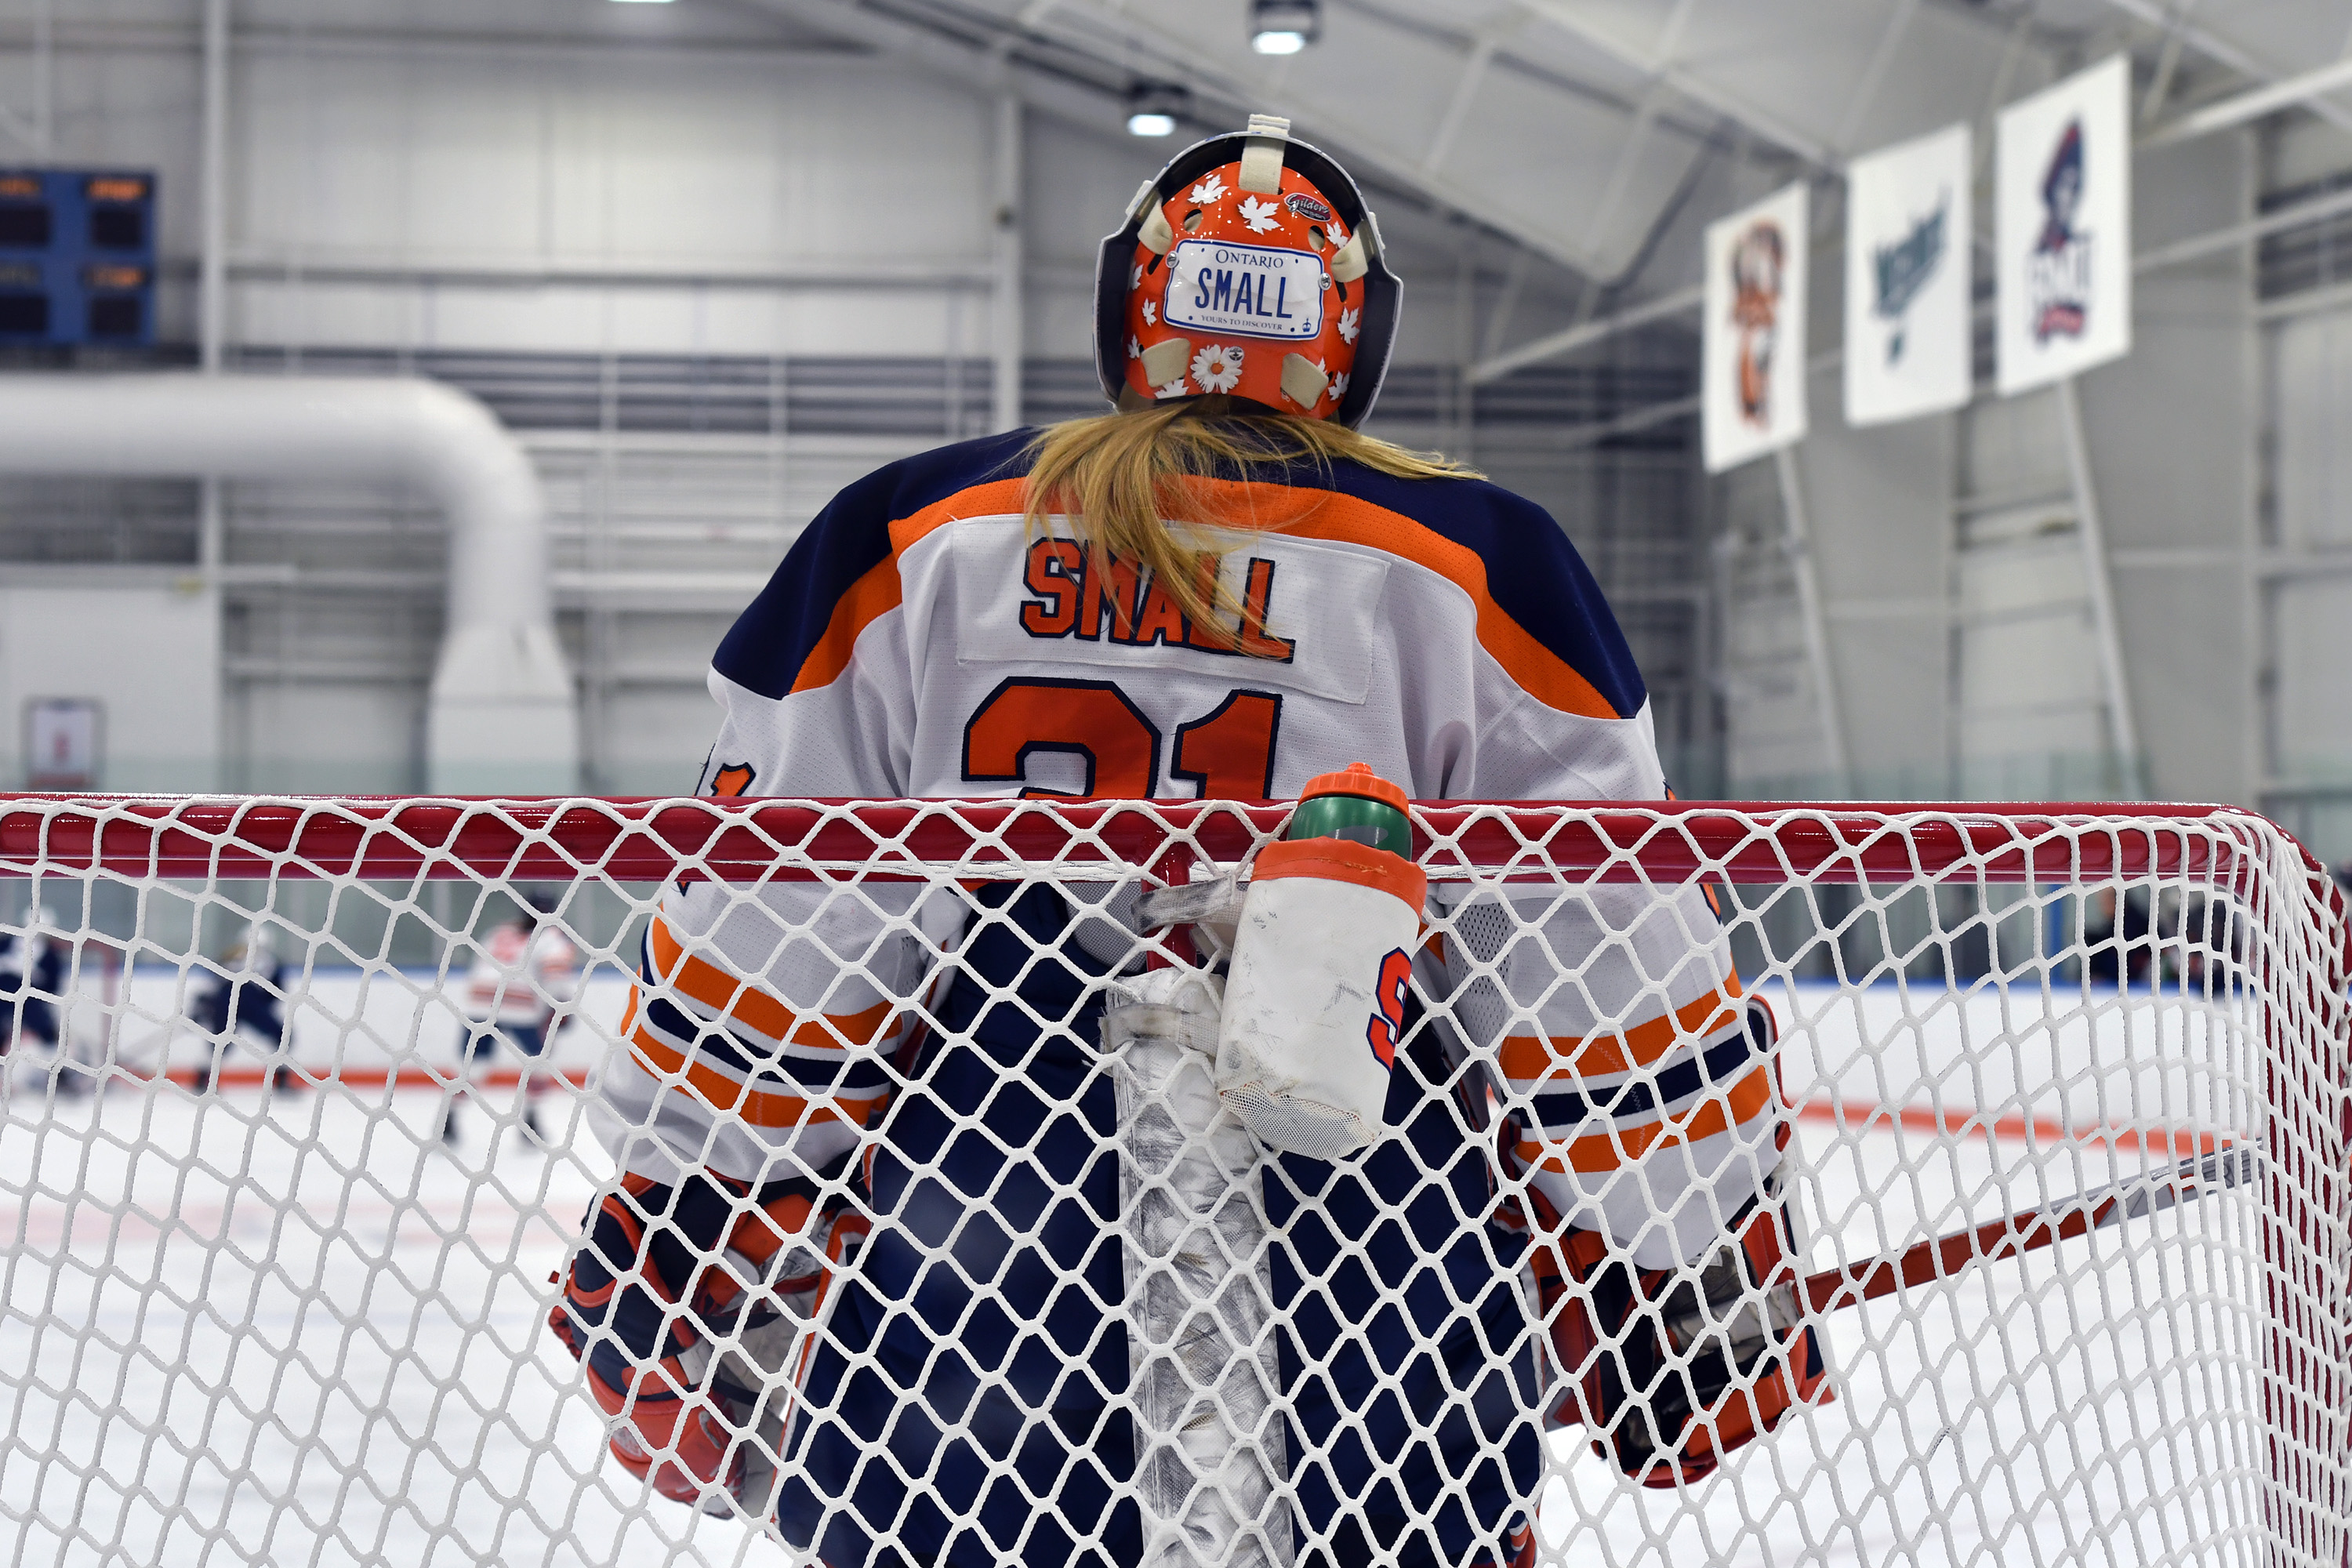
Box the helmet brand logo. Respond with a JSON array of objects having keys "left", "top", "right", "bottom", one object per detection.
[{"left": 1284, "top": 192, "right": 1332, "bottom": 223}]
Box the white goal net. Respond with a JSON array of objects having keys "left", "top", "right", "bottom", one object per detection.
[{"left": 0, "top": 795, "right": 2345, "bottom": 1568}]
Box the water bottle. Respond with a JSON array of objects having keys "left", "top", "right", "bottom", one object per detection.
[{"left": 1215, "top": 763, "right": 1426, "bottom": 1159}]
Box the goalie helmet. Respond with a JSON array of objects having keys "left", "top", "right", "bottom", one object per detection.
[{"left": 1094, "top": 113, "right": 1400, "bottom": 426}]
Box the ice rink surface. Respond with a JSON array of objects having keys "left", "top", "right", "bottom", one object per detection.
[{"left": 0, "top": 971, "right": 2278, "bottom": 1567}]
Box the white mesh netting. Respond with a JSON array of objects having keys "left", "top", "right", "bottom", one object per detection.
[{"left": 0, "top": 795, "right": 2346, "bottom": 1568}]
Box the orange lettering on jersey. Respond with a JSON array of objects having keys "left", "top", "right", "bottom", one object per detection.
[
  {"left": 1172, "top": 690, "right": 1282, "bottom": 798},
  {"left": 1182, "top": 557, "right": 1232, "bottom": 653},
  {"left": 1233, "top": 558, "right": 1297, "bottom": 660},
  {"left": 710, "top": 764, "right": 755, "bottom": 798},
  {"left": 1016, "top": 543, "right": 1293, "bottom": 664},
  {"left": 963, "top": 677, "right": 1161, "bottom": 797},
  {"left": 1129, "top": 572, "right": 1189, "bottom": 647},
  {"left": 1179, "top": 556, "right": 1295, "bottom": 662},
  {"left": 1078, "top": 552, "right": 1142, "bottom": 643},
  {"left": 1019, "top": 539, "right": 1080, "bottom": 637}
]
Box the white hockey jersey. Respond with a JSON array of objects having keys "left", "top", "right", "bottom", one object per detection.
[
  {"left": 598, "top": 430, "right": 1775, "bottom": 1268},
  {"left": 465, "top": 921, "right": 579, "bottom": 1028}
]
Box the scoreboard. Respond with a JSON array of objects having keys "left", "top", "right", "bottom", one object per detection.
[{"left": 0, "top": 169, "right": 156, "bottom": 347}]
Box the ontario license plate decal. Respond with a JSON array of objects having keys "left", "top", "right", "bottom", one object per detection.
[{"left": 1161, "top": 239, "right": 1326, "bottom": 342}]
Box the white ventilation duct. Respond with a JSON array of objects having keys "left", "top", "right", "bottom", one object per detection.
[{"left": 0, "top": 373, "right": 576, "bottom": 793}]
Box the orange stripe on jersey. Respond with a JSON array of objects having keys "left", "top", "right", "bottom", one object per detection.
[
  {"left": 627, "top": 1022, "right": 888, "bottom": 1131},
  {"left": 786, "top": 477, "right": 1029, "bottom": 695},
  {"left": 891, "top": 477, "right": 1028, "bottom": 555},
  {"left": 645, "top": 918, "right": 895, "bottom": 1051},
  {"left": 1189, "top": 477, "right": 1622, "bottom": 720},
  {"left": 1515, "top": 1062, "right": 1776, "bottom": 1174},
  {"left": 1495, "top": 978, "right": 1744, "bottom": 1084}
]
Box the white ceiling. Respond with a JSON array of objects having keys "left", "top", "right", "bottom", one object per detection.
[
  {"left": 730, "top": 0, "right": 2352, "bottom": 297},
  {"left": 24, "top": 0, "right": 2350, "bottom": 319}
]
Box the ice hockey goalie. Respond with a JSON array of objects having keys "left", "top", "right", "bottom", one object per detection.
[{"left": 549, "top": 110, "right": 1828, "bottom": 1568}]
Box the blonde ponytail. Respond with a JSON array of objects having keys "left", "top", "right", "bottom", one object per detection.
[{"left": 1021, "top": 398, "right": 1476, "bottom": 651}]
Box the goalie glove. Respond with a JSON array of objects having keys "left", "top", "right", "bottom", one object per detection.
[
  {"left": 550, "top": 1171, "right": 829, "bottom": 1516},
  {"left": 593, "top": 1349, "right": 757, "bottom": 1514},
  {"left": 1532, "top": 1154, "right": 1831, "bottom": 1487}
]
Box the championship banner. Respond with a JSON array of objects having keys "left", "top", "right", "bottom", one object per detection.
[
  {"left": 1703, "top": 181, "right": 1809, "bottom": 473},
  {"left": 1845, "top": 122, "right": 1971, "bottom": 427},
  {"left": 1996, "top": 54, "right": 2131, "bottom": 396}
]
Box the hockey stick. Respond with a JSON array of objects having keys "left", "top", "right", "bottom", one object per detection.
[{"left": 1798, "top": 1145, "right": 2257, "bottom": 1316}]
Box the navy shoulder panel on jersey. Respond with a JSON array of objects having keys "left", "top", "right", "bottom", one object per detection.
[
  {"left": 714, "top": 429, "right": 1038, "bottom": 702},
  {"left": 1306, "top": 455, "right": 1649, "bottom": 721}
]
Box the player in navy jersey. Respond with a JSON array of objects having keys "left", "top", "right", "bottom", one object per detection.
[
  {"left": 2, "top": 905, "right": 67, "bottom": 1088},
  {"left": 551, "top": 114, "right": 1823, "bottom": 1568},
  {"left": 187, "top": 922, "right": 296, "bottom": 1094}
]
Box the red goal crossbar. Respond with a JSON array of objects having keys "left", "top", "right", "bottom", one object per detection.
[{"left": 0, "top": 796, "right": 2334, "bottom": 900}]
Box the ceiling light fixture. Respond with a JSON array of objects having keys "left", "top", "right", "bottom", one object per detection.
[
  {"left": 1124, "top": 81, "right": 1191, "bottom": 137},
  {"left": 1249, "top": 0, "right": 1319, "bottom": 55}
]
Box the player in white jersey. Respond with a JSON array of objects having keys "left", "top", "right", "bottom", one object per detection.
[
  {"left": 552, "top": 115, "right": 1823, "bottom": 1568},
  {"left": 445, "top": 893, "right": 578, "bottom": 1149}
]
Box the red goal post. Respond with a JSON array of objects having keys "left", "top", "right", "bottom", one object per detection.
[{"left": 0, "top": 793, "right": 2345, "bottom": 1568}]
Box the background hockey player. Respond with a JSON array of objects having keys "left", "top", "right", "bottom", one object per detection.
[
  {"left": 445, "top": 891, "right": 579, "bottom": 1149},
  {"left": 551, "top": 113, "right": 1822, "bottom": 1567},
  {"left": 2, "top": 904, "right": 69, "bottom": 1092},
  {"left": 187, "top": 920, "right": 296, "bottom": 1095}
]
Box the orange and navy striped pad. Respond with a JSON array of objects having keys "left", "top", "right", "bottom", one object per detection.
[
  {"left": 1436, "top": 883, "right": 1777, "bottom": 1262},
  {"left": 621, "top": 880, "right": 938, "bottom": 1136}
]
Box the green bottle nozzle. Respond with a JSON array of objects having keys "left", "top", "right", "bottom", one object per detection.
[{"left": 1284, "top": 762, "right": 1412, "bottom": 857}]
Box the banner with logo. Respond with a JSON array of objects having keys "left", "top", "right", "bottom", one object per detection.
[
  {"left": 1996, "top": 54, "right": 2130, "bottom": 395},
  {"left": 1703, "top": 180, "right": 1809, "bottom": 473},
  {"left": 1845, "top": 122, "right": 1971, "bottom": 426}
]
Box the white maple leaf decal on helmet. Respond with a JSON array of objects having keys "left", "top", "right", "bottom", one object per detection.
[
  {"left": 1142, "top": 299, "right": 1158, "bottom": 326},
  {"left": 1330, "top": 371, "right": 1351, "bottom": 401},
  {"left": 1191, "top": 343, "right": 1245, "bottom": 394},
  {"left": 1188, "top": 172, "right": 1228, "bottom": 206},
  {"left": 1155, "top": 377, "right": 1189, "bottom": 399},
  {"left": 1239, "top": 194, "right": 1282, "bottom": 234},
  {"left": 1127, "top": 336, "right": 1141, "bottom": 360},
  {"left": 1337, "top": 307, "right": 1360, "bottom": 345}
]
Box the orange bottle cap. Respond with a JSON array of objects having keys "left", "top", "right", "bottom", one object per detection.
[{"left": 1298, "top": 761, "right": 1408, "bottom": 813}]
